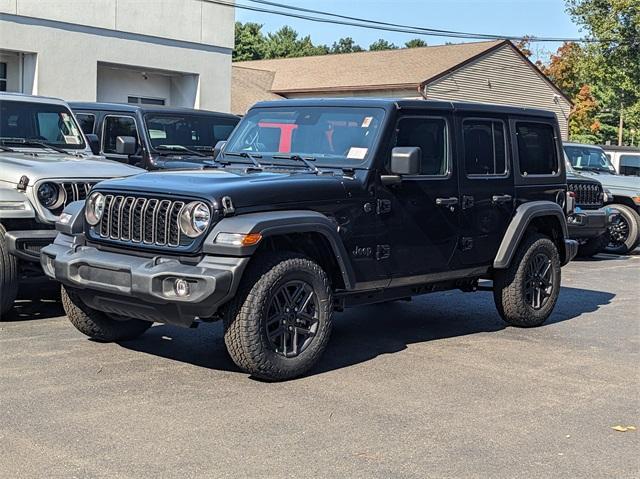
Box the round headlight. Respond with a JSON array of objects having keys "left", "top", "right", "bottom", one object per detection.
[
  {"left": 37, "top": 182, "right": 64, "bottom": 209},
  {"left": 179, "top": 201, "right": 211, "bottom": 238},
  {"left": 85, "top": 192, "right": 105, "bottom": 226}
]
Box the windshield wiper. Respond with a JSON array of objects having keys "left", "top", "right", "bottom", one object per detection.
[
  {"left": 224, "top": 151, "right": 263, "bottom": 169},
  {"left": 272, "top": 154, "right": 320, "bottom": 174},
  {"left": 155, "top": 145, "right": 207, "bottom": 158},
  {"left": 0, "top": 138, "right": 71, "bottom": 154},
  {"left": 573, "top": 166, "right": 604, "bottom": 173}
]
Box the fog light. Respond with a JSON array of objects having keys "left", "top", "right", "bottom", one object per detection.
[{"left": 174, "top": 279, "right": 190, "bottom": 297}]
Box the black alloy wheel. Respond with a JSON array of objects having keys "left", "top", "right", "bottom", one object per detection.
[
  {"left": 523, "top": 252, "right": 554, "bottom": 310},
  {"left": 607, "top": 214, "right": 630, "bottom": 249},
  {"left": 265, "top": 280, "right": 319, "bottom": 358}
]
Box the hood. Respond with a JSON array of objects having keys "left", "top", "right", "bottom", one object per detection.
[
  {"left": 576, "top": 170, "right": 640, "bottom": 191},
  {"left": 0, "top": 151, "right": 143, "bottom": 184},
  {"left": 94, "top": 168, "right": 351, "bottom": 208},
  {"left": 566, "top": 170, "right": 601, "bottom": 185}
]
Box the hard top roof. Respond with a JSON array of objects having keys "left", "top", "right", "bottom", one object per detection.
[
  {"left": 69, "top": 101, "right": 239, "bottom": 119},
  {"left": 0, "top": 92, "right": 71, "bottom": 106}
]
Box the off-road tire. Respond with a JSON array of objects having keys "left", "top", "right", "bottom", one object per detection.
[
  {"left": 577, "top": 233, "right": 609, "bottom": 258},
  {"left": 604, "top": 204, "right": 640, "bottom": 255},
  {"left": 223, "top": 252, "right": 333, "bottom": 381},
  {"left": 493, "top": 233, "right": 561, "bottom": 328},
  {"left": 0, "top": 224, "right": 19, "bottom": 319},
  {"left": 62, "top": 286, "right": 152, "bottom": 341}
]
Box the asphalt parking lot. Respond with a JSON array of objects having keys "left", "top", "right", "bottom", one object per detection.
[{"left": 1, "top": 251, "right": 639, "bottom": 479}]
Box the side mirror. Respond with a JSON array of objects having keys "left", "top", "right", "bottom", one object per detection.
[
  {"left": 116, "top": 136, "right": 136, "bottom": 156},
  {"left": 86, "top": 134, "right": 100, "bottom": 155},
  {"left": 213, "top": 140, "right": 226, "bottom": 160},
  {"left": 381, "top": 147, "right": 421, "bottom": 185}
]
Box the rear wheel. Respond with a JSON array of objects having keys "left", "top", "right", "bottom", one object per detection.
[
  {"left": 605, "top": 204, "right": 640, "bottom": 254},
  {"left": 0, "top": 224, "right": 19, "bottom": 319},
  {"left": 223, "top": 252, "right": 333, "bottom": 381},
  {"left": 62, "top": 287, "right": 152, "bottom": 341},
  {"left": 493, "top": 233, "right": 561, "bottom": 327}
]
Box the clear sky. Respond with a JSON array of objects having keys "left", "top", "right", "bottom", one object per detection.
[{"left": 235, "top": 0, "right": 584, "bottom": 61}]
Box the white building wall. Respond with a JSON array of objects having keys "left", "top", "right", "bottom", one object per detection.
[{"left": 0, "top": 0, "right": 234, "bottom": 111}]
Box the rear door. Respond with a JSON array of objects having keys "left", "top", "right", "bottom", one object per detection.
[{"left": 455, "top": 114, "right": 515, "bottom": 267}]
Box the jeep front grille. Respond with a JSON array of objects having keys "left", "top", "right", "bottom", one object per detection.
[
  {"left": 97, "top": 195, "right": 186, "bottom": 247},
  {"left": 61, "top": 182, "right": 96, "bottom": 206},
  {"left": 567, "top": 182, "right": 603, "bottom": 210}
]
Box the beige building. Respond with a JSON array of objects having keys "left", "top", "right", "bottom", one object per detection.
[
  {"left": 233, "top": 40, "right": 572, "bottom": 139},
  {"left": 0, "top": 0, "right": 235, "bottom": 111}
]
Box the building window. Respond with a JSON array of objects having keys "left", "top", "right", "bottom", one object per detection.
[
  {"left": 75, "top": 113, "right": 96, "bottom": 134},
  {"left": 0, "top": 63, "right": 7, "bottom": 92},
  {"left": 395, "top": 117, "right": 449, "bottom": 176},
  {"left": 463, "top": 119, "right": 507, "bottom": 176},
  {"left": 128, "top": 96, "right": 165, "bottom": 106},
  {"left": 516, "top": 122, "right": 559, "bottom": 176},
  {"left": 102, "top": 115, "right": 138, "bottom": 154}
]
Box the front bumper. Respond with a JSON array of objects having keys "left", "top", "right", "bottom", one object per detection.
[
  {"left": 5, "top": 230, "right": 58, "bottom": 262},
  {"left": 41, "top": 234, "right": 248, "bottom": 327},
  {"left": 567, "top": 207, "right": 617, "bottom": 239}
]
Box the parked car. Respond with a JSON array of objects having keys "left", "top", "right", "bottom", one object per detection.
[
  {"left": 565, "top": 164, "right": 616, "bottom": 257},
  {"left": 564, "top": 142, "right": 640, "bottom": 254},
  {"left": 0, "top": 92, "right": 142, "bottom": 317},
  {"left": 600, "top": 145, "right": 640, "bottom": 177},
  {"left": 70, "top": 102, "right": 240, "bottom": 170},
  {"left": 42, "top": 99, "right": 578, "bottom": 380}
]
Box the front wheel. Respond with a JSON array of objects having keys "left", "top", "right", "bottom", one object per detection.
[
  {"left": 62, "top": 287, "right": 153, "bottom": 341},
  {"left": 0, "top": 224, "right": 19, "bottom": 319},
  {"left": 224, "top": 252, "right": 333, "bottom": 381},
  {"left": 605, "top": 204, "right": 640, "bottom": 255},
  {"left": 493, "top": 233, "right": 561, "bottom": 327}
]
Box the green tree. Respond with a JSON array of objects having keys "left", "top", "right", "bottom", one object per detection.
[
  {"left": 368, "top": 39, "right": 399, "bottom": 51},
  {"left": 405, "top": 38, "right": 427, "bottom": 48},
  {"left": 262, "top": 26, "right": 328, "bottom": 59},
  {"left": 233, "top": 22, "right": 266, "bottom": 61},
  {"left": 330, "top": 37, "right": 364, "bottom": 54}
]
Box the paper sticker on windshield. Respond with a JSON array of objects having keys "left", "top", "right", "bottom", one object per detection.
[
  {"left": 347, "top": 147, "right": 368, "bottom": 160},
  {"left": 361, "top": 117, "right": 373, "bottom": 128},
  {"left": 63, "top": 135, "right": 80, "bottom": 144}
]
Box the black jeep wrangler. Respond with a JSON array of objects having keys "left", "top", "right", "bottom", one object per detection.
[{"left": 42, "top": 99, "right": 578, "bottom": 380}]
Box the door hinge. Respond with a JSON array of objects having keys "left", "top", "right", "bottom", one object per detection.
[
  {"left": 376, "top": 244, "right": 391, "bottom": 260},
  {"left": 461, "top": 195, "right": 474, "bottom": 210},
  {"left": 460, "top": 237, "right": 473, "bottom": 251},
  {"left": 376, "top": 199, "right": 392, "bottom": 215}
]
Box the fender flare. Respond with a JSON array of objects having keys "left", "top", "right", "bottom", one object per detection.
[
  {"left": 494, "top": 201, "right": 569, "bottom": 269},
  {"left": 203, "top": 210, "right": 356, "bottom": 290},
  {"left": 0, "top": 188, "right": 35, "bottom": 219}
]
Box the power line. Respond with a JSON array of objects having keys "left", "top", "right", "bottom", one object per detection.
[{"left": 202, "top": 0, "right": 607, "bottom": 44}]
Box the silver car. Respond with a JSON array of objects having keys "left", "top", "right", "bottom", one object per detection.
[{"left": 0, "top": 92, "right": 142, "bottom": 317}]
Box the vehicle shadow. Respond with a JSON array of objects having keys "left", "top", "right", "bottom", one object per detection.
[
  {"left": 0, "top": 280, "right": 63, "bottom": 322},
  {"left": 119, "top": 285, "right": 615, "bottom": 379}
]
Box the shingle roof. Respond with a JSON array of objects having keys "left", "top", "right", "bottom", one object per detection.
[
  {"left": 231, "top": 66, "right": 285, "bottom": 115},
  {"left": 233, "top": 40, "right": 504, "bottom": 95}
]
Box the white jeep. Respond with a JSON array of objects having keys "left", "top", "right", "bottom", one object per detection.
[{"left": 0, "top": 92, "right": 142, "bottom": 317}]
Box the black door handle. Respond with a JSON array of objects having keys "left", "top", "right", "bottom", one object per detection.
[
  {"left": 435, "top": 197, "right": 459, "bottom": 207},
  {"left": 492, "top": 194, "right": 513, "bottom": 205}
]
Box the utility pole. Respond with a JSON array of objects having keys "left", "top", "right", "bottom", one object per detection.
[{"left": 618, "top": 102, "right": 624, "bottom": 146}]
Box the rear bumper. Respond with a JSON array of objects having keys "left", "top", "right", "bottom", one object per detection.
[
  {"left": 567, "top": 207, "right": 616, "bottom": 239},
  {"left": 41, "top": 235, "right": 248, "bottom": 327},
  {"left": 5, "top": 230, "right": 58, "bottom": 262}
]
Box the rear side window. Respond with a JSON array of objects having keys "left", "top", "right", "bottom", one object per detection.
[
  {"left": 102, "top": 115, "right": 138, "bottom": 154},
  {"left": 395, "top": 117, "right": 448, "bottom": 176},
  {"left": 516, "top": 122, "right": 558, "bottom": 176},
  {"left": 463, "top": 119, "right": 507, "bottom": 176},
  {"left": 75, "top": 113, "right": 95, "bottom": 134}
]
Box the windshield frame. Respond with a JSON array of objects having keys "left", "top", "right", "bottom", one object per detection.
[
  {"left": 0, "top": 99, "right": 87, "bottom": 150},
  {"left": 223, "top": 105, "right": 389, "bottom": 170},
  {"left": 143, "top": 112, "right": 239, "bottom": 160},
  {"left": 564, "top": 144, "right": 616, "bottom": 174}
]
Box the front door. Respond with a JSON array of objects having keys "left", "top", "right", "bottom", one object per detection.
[
  {"left": 455, "top": 115, "right": 515, "bottom": 267},
  {"left": 378, "top": 113, "right": 460, "bottom": 280}
]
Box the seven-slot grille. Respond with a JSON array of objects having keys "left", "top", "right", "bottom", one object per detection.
[
  {"left": 567, "top": 181, "right": 604, "bottom": 210},
  {"left": 61, "top": 182, "right": 96, "bottom": 206},
  {"left": 97, "top": 195, "right": 186, "bottom": 247}
]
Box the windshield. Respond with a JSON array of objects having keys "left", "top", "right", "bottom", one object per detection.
[
  {"left": 0, "top": 99, "right": 85, "bottom": 149},
  {"left": 564, "top": 145, "right": 616, "bottom": 173},
  {"left": 224, "top": 106, "right": 386, "bottom": 166},
  {"left": 144, "top": 113, "right": 239, "bottom": 157}
]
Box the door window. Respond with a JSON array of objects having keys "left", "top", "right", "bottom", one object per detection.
[
  {"left": 75, "top": 113, "right": 95, "bottom": 134},
  {"left": 395, "top": 117, "right": 449, "bottom": 176},
  {"left": 463, "top": 119, "right": 507, "bottom": 176},
  {"left": 516, "top": 122, "right": 559, "bottom": 176},
  {"left": 0, "top": 62, "right": 7, "bottom": 92},
  {"left": 102, "top": 115, "right": 138, "bottom": 154}
]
